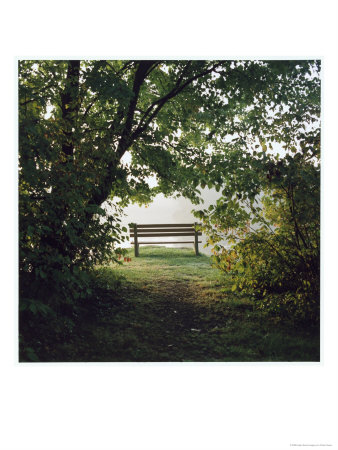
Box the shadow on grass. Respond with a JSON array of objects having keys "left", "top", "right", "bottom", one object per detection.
[
  {"left": 20, "top": 247, "right": 320, "bottom": 363},
  {"left": 37, "top": 276, "right": 319, "bottom": 363}
]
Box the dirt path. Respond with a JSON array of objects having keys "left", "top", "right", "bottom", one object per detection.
[
  {"left": 91, "top": 247, "right": 319, "bottom": 362},
  {"left": 48, "top": 246, "right": 319, "bottom": 362}
]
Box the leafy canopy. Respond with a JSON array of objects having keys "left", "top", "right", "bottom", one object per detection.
[{"left": 19, "top": 59, "right": 320, "bottom": 308}]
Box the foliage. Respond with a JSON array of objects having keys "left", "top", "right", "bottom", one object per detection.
[
  {"left": 19, "top": 60, "right": 128, "bottom": 310},
  {"left": 19, "top": 265, "right": 124, "bottom": 362},
  {"left": 19, "top": 59, "right": 320, "bottom": 349},
  {"left": 194, "top": 103, "right": 320, "bottom": 322}
]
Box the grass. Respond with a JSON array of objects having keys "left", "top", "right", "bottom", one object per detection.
[{"left": 37, "top": 246, "right": 319, "bottom": 362}]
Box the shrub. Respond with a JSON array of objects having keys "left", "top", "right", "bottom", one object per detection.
[{"left": 195, "top": 148, "right": 320, "bottom": 323}]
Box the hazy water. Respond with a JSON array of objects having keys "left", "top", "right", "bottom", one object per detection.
[
  {"left": 113, "top": 148, "right": 269, "bottom": 255},
  {"left": 117, "top": 188, "right": 223, "bottom": 256}
]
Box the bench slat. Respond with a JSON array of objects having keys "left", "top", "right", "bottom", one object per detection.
[
  {"left": 131, "top": 241, "right": 202, "bottom": 244},
  {"left": 130, "top": 228, "right": 201, "bottom": 234},
  {"left": 130, "top": 232, "right": 201, "bottom": 238},
  {"left": 129, "top": 223, "right": 195, "bottom": 229}
]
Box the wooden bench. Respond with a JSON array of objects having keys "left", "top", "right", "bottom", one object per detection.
[{"left": 129, "top": 223, "right": 202, "bottom": 257}]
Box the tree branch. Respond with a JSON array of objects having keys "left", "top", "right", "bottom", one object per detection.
[
  {"left": 131, "top": 62, "right": 221, "bottom": 141},
  {"left": 60, "top": 60, "right": 81, "bottom": 158},
  {"left": 115, "top": 61, "right": 159, "bottom": 159},
  {"left": 88, "top": 61, "right": 157, "bottom": 207}
]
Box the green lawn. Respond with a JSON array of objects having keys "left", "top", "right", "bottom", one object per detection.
[{"left": 47, "top": 246, "right": 319, "bottom": 362}]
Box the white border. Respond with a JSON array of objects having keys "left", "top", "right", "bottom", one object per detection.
[{"left": 2, "top": 1, "right": 338, "bottom": 449}]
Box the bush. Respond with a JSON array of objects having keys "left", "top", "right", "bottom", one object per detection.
[{"left": 195, "top": 148, "right": 320, "bottom": 323}]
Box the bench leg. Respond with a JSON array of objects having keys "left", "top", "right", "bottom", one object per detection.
[
  {"left": 134, "top": 224, "right": 139, "bottom": 257},
  {"left": 194, "top": 223, "right": 199, "bottom": 256}
]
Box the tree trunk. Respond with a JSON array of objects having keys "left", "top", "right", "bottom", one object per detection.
[{"left": 41, "top": 61, "right": 81, "bottom": 260}]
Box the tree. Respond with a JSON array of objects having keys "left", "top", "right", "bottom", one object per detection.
[
  {"left": 193, "top": 62, "right": 320, "bottom": 321},
  {"left": 19, "top": 59, "right": 320, "bottom": 310}
]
